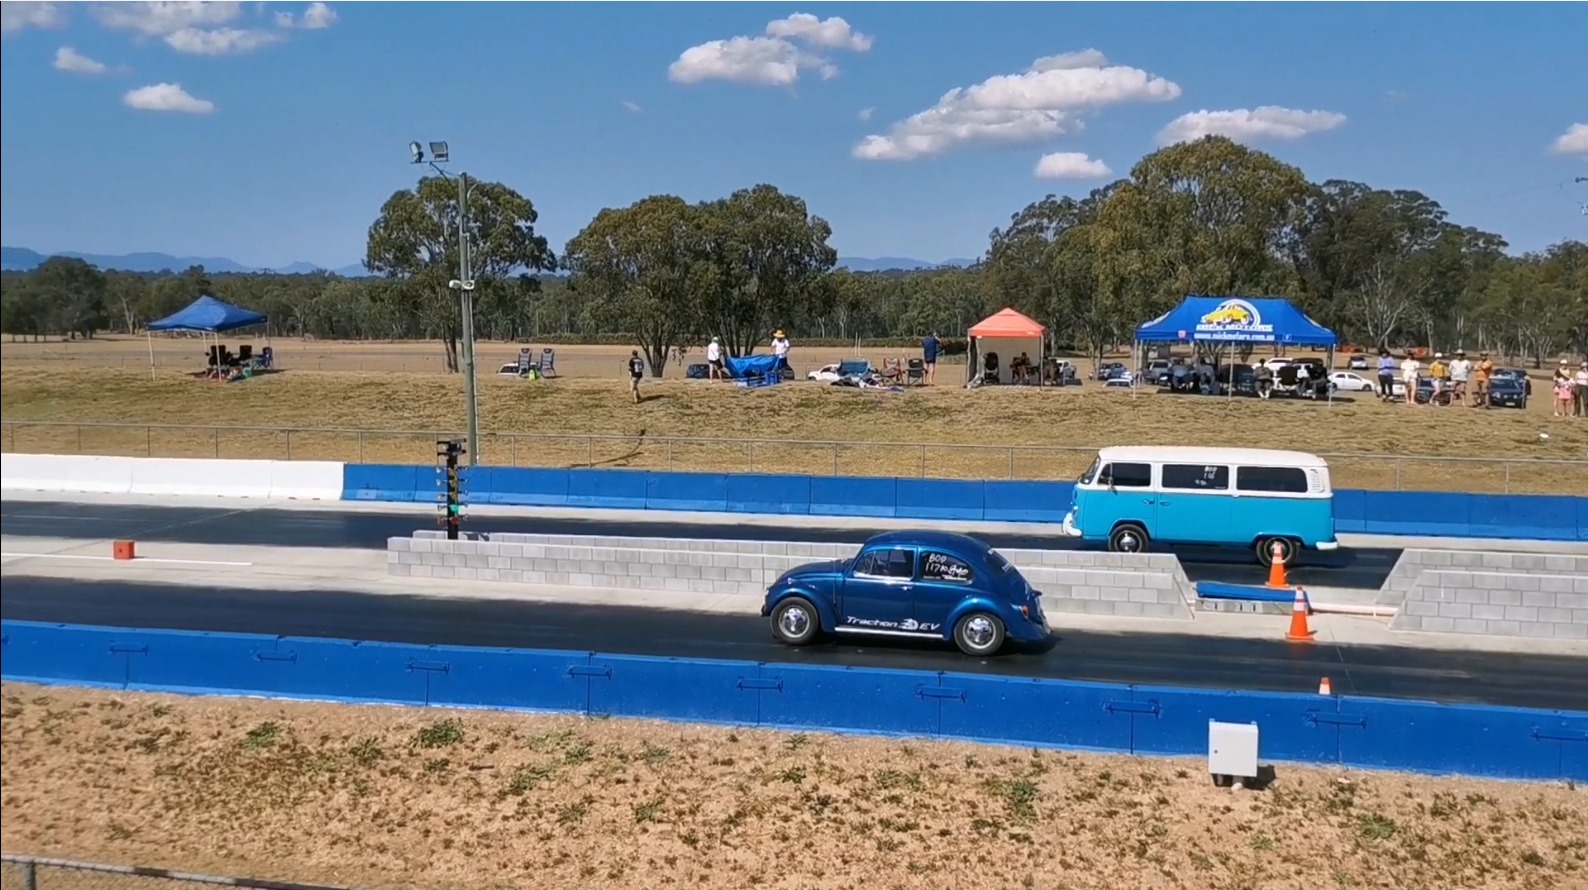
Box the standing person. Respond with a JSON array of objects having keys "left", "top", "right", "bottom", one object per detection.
[
  {"left": 1376, "top": 349, "right": 1396, "bottom": 402},
  {"left": 1554, "top": 360, "right": 1575, "bottom": 417},
  {"left": 921, "top": 331, "right": 940, "bottom": 385},
  {"left": 1399, "top": 351, "right": 1421, "bottom": 406},
  {"left": 771, "top": 329, "right": 791, "bottom": 375},
  {"left": 706, "top": 336, "right": 724, "bottom": 381},
  {"left": 627, "top": 350, "right": 646, "bottom": 404},
  {"left": 1448, "top": 349, "right": 1471, "bottom": 407},
  {"left": 1473, "top": 351, "right": 1494, "bottom": 409},
  {"left": 1574, "top": 361, "right": 1588, "bottom": 417},
  {"left": 1428, "top": 353, "right": 1449, "bottom": 406}
]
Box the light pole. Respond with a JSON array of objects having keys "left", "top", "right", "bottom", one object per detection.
[{"left": 409, "top": 140, "right": 480, "bottom": 465}]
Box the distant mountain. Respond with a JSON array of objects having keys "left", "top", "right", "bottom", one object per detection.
[
  {"left": 0, "top": 246, "right": 370, "bottom": 278},
  {"left": 837, "top": 255, "right": 975, "bottom": 272},
  {"left": 2, "top": 245, "right": 976, "bottom": 278}
]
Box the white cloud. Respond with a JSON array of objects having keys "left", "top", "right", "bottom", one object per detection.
[
  {"left": 621, "top": 99, "right": 642, "bottom": 114},
  {"left": 92, "top": 1, "right": 242, "bottom": 36},
  {"left": 668, "top": 13, "right": 871, "bottom": 86},
  {"left": 1156, "top": 106, "right": 1346, "bottom": 146},
  {"left": 1034, "top": 151, "right": 1112, "bottom": 180},
  {"left": 276, "top": 1, "right": 335, "bottom": 29},
  {"left": 854, "top": 50, "right": 1181, "bottom": 161},
  {"left": 765, "top": 12, "right": 870, "bottom": 51},
  {"left": 53, "top": 45, "right": 108, "bottom": 74},
  {"left": 123, "top": 81, "right": 215, "bottom": 113},
  {"left": 164, "top": 25, "right": 280, "bottom": 55},
  {"left": 1551, "top": 123, "right": 1588, "bottom": 158},
  {"left": 2, "top": 1, "right": 65, "bottom": 35},
  {"left": 857, "top": 106, "right": 874, "bottom": 122}
]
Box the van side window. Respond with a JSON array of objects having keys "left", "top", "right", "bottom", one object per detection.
[
  {"left": 1162, "top": 464, "right": 1229, "bottom": 490},
  {"left": 854, "top": 548, "right": 915, "bottom": 578},
  {"left": 1236, "top": 466, "right": 1309, "bottom": 493},
  {"left": 1099, "top": 462, "right": 1153, "bottom": 488}
]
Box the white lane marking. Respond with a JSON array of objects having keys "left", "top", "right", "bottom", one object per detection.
[{"left": 0, "top": 552, "right": 253, "bottom": 567}]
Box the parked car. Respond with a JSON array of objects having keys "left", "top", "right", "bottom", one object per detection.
[
  {"left": 807, "top": 359, "right": 870, "bottom": 383},
  {"left": 1143, "top": 359, "right": 1172, "bottom": 385},
  {"left": 1094, "top": 361, "right": 1126, "bottom": 381},
  {"left": 1060, "top": 445, "right": 1338, "bottom": 566},
  {"left": 1347, "top": 354, "right": 1369, "bottom": 370},
  {"left": 1488, "top": 374, "right": 1529, "bottom": 408},
  {"left": 761, "top": 530, "right": 1049, "bottom": 656},
  {"left": 1328, "top": 371, "right": 1375, "bottom": 392},
  {"left": 1491, "top": 368, "right": 1532, "bottom": 397}
]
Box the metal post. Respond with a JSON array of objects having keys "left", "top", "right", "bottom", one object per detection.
[
  {"left": 458, "top": 171, "right": 481, "bottom": 466},
  {"left": 22, "top": 860, "right": 38, "bottom": 890}
]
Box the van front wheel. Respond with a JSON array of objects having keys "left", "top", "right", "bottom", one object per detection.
[{"left": 1108, "top": 523, "right": 1149, "bottom": 554}]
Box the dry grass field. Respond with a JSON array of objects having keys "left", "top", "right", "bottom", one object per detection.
[
  {"left": 4, "top": 684, "right": 1583, "bottom": 890},
  {"left": 3, "top": 338, "right": 1584, "bottom": 493}
]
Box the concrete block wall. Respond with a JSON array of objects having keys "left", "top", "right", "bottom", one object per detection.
[
  {"left": 396, "top": 531, "right": 1195, "bottom": 620},
  {"left": 1388, "top": 570, "right": 1588, "bottom": 640},
  {"left": 1376, "top": 550, "right": 1588, "bottom": 606}
]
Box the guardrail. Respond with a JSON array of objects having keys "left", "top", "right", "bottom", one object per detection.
[
  {"left": 4, "top": 421, "right": 1584, "bottom": 495},
  {"left": 3, "top": 620, "right": 1583, "bottom": 781},
  {"left": 0, "top": 854, "right": 358, "bottom": 890}
]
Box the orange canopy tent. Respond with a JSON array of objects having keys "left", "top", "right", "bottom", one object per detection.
[{"left": 966, "top": 308, "right": 1048, "bottom": 385}]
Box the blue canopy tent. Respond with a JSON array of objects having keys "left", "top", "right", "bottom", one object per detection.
[
  {"left": 724, "top": 353, "right": 784, "bottom": 388},
  {"left": 145, "top": 294, "right": 269, "bottom": 379},
  {"left": 1134, "top": 296, "right": 1339, "bottom": 399}
]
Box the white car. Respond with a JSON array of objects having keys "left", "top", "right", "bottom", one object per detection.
[
  {"left": 1327, "top": 371, "right": 1375, "bottom": 392},
  {"left": 807, "top": 363, "right": 842, "bottom": 383},
  {"left": 807, "top": 360, "right": 871, "bottom": 383}
]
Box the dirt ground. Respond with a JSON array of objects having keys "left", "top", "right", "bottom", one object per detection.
[
  {"left": 1, "top": 684, "right": 1583, "bottom": 890},
  {"left": 2, "top": 339, "right": 1584, "bottom": 494}
]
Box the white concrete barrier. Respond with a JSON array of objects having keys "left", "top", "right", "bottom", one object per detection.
[
  {"left": 0, "top": 453, "right": 135, "bottom": 494},
  {"left": 267, "top": 460, "right": 345, "bottom": 500},
  {"left": 2, "top": 453, "right": 345, "bottom": 501}
]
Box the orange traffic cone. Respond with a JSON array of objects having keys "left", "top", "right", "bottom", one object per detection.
[
  {"left": 1266, "top": 540, "right": 1288, "bottom": 588},
  {"left": 1286, "top": 586, "right": 1314, "bottom": 642},
  {"left": 1318, "top": 677, "right": 1333, "bottom": 696}
]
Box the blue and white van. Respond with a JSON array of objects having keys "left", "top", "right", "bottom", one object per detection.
[{"left": 1060, "top": 446, "right": 1338, "bottom": 566}]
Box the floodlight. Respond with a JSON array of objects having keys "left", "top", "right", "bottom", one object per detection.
[
  {"left": 409, "top": 141, "right": 424, "bottom": 164},
  {"left": 428, "top": 141, "right": 450, "bottom": 164}
]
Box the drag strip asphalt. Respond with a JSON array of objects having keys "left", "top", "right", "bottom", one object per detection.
[
  {"left": 0, "top": 500, "right": 1396, "bottom": 588},
  {"left": 4, "top": 577, "right": 1584, "bottom": 712}
]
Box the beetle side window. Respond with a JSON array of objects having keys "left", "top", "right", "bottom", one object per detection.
[
  {"left": 921, "top": 551, "right": 973, "bottom": 584},
  {"left": 1161, "top": 463, "right": 1229, "bottom": 490},
  {"left": 1099, "top": 462, "right": 1152, "bottom": 488},
  {"left": 853, "top": 548, "right": 914, "bottom": 579},
  {"left": 1236, "top": 466, "right": 1309, "bottom": 493}
]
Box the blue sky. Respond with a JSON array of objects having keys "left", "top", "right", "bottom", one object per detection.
[{"left": 2, "top": 1, "right": 1585, "bottom": 270}]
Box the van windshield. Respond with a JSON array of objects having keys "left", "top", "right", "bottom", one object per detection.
[{"left": 1079, "top": 457, "right": 1101, "bottom": 485}]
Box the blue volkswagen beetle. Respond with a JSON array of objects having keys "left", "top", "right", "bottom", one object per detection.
[{"left": 760, "top": 530, "right": 1049, "bottom": 656}]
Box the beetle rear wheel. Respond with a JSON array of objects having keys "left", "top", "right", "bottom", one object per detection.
[{"left": 953, "top": 612, "right": 1006, "bottom": 657}]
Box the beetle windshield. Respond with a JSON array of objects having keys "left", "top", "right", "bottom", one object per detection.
[{"left": 1079, "top": 457, "right": 1101, "bottom": 485}]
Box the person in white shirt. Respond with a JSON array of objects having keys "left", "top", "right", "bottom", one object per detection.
[
  {"left": 1575, "top": 361, "right": 1588, "bottom": 417},
  {"left": 1447, "top": 350, "right": 1472, "bottom": 406},
  {"left": 1399, "top": 353, "right": 1422, "bottom": 405},
  {"left": 706, "top": 336, "right": 724, "bottom": 381},
  {"left": 771, "top": 329, "right": 791, "bottom": 374}
]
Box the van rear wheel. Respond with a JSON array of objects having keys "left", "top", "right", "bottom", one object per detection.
[
  {"left": 1108, "top": 523, "right": 1149, "bottom": 554},
  {"left": 1255, "top": 537, "right": 1298, "bottom": 568}
]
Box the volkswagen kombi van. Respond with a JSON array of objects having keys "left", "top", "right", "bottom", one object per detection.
[{"left": 1060, "top": 446, "right": 1338, "bottom": 566}]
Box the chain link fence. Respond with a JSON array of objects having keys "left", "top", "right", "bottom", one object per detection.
[
  {"left": 0, "top": 856, "right": 359, "bottom": 890},
  {"left": 2, "top": 420, "right": 1584, "bottom": 495}
]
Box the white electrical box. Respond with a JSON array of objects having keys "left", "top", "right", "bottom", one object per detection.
[{"left": 1208, "top": 720, "right": 1259, "bottom": 784}]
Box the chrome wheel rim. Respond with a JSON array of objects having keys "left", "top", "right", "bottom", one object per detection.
[
  {"left": 963, "top": 616, "right": 996, "bottom": 650},
  {"left": 1116, "top": 532, "right": 1141, "bottom": 552},
  {"left": 778, "top": 604, "right": 811, "bottom": 638}
]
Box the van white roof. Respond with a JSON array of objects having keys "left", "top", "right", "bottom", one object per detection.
[{"left": 1096, "top": 446, "right": 1329, "bottom": 468}]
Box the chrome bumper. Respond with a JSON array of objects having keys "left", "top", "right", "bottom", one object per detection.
[{"left": 1059, "top": 511, "right": 1083, "bottom": 538}]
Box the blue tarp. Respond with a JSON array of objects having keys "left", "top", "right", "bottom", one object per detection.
[
  {"left": 1136, "top": 296, "right": 1337, "bottom": 347},
  {"left": 147, "top": 294, "right": 267, "bottom": 333},
  {"left": 724, "top": 354, "right": 781, "bottom": 378}
]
